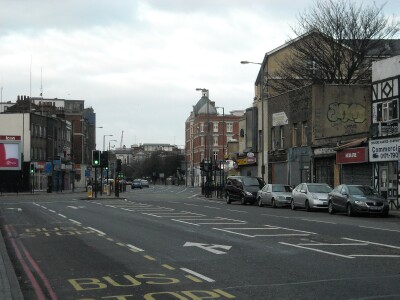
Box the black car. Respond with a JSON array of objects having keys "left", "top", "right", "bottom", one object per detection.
[
  {"left": 328, "top": 184, "right": 389, "bottom": 217},
  {"left": 224, "top": 176, "right": 262, "bottom": 205}
]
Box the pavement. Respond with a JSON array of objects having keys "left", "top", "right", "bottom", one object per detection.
[{"left": 0, "top": 188, "right": 399, "bottom": 299}]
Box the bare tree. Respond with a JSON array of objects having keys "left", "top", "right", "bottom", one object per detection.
[{"left": 271, "top": 0, "right": 399, "bottom": 94}]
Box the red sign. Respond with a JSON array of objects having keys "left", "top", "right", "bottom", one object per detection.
[
  {"left": 336, "top": 147, "right": 368, "bottom": 164},
  {"left": 0, "top": 135, "right": 21, "bottom": 141}
]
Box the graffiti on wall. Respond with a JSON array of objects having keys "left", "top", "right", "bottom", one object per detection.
[
  {"left": 326, "top": 102, "right": 366, "bottom": 135},
  {"left": 327, "top": 102, "right": 366, "bottom": 123}
]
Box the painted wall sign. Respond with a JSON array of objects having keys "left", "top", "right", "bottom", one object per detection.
[
  {"left": 369, "top": 137, "right": 400, "bottom": 162},
  {"left": 272, "top": 112, "right": 288, "bottom": 126},
  {"left": 336, "top": 147, "right": 368, "bottom": 164}
]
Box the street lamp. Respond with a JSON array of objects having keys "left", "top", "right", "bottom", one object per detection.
[
  {"left": 103, "top": 134, "right": 113, "bottom": 151},
  {"left": 241, "top": 59, "right": 268, "bottom": 182},
  {"left": 215, "top": 106, "right": 225, "bottom": 187},
  {"left": 108, "top": 139, "right": 117, "bottom": 151}
]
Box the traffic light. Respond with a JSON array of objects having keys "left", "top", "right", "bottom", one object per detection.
[
  {"left": 92, "top": 150, "right": 101, "bottom": 166},
  {"left": 200, "top": 160, "right": 205, "bottom": 171},
  {"left": 100, "top": 151, "right": 109, "bottom": 168},
  {"left": 116, "top": 159, "right": 122, "bottom": 172},
  {"left": 30, "top": 163, "right": 35, "bottom": 174}
]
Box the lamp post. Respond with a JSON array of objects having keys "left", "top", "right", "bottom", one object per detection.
[
  {"left": 215, "top": 106, "right": 225, "bottom": 190},
  {"left": 241, "top": 59, "right": 268, "bottom": 183},
  {"left": 196, "top": 88, "right": 211, "bottom": 196},
  {"left": 103, "top": 134, "right": 113, "bottom": 152}
]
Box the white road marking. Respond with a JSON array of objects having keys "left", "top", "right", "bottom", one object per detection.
[
  {"left": 301, "top": 219, "right": 336, "bottom": 224},
  {"left": 69, "top": 219, "right": 81, "bottom": 225},
  {"left": 358, "top": 226, "right": 400, "bottom": 233},
  {"left": 48, "top": 209, "right": 55, "bottom": 213},
  {"left": 343, "top": 238, "right": 400, "bottom": 250},
  {"left": 58, "top": 214, "right": 67, "bottom": 218},
  {"left": 180, "top": 268, "right": 215, "bottom": 282},
  {"left": 183, "top": 242, "right": 232, "bottom": 254},
  {"left": 127, "top": 244, "right": 144, "bottom": 252},
  {"left": 227, "top": 209, "right": 247, "bottom": 213},
  {"left": 204, "top": 206, "right": 221, "bottom": 210},
  {"left": 280, "top": 242, "right": 354, "bottom": 259},
  {"left": 189, "top": 194, "right": 200, "bottom": 198},
  {"left": 86, "top": 227, "right": 106, "bottom": 236},
  {"left": 350, "top": 255, "right": 400, "bottom": 258}
]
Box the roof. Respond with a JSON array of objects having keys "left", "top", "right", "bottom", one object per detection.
[{"left": 193, "top": 95, "right": 217, "bottom": 115}]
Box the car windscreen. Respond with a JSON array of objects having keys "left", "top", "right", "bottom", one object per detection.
[
  {"left": 307, "top": 184, "right": 332, "bottom": 193},
  {"left": 348, "top": 186, "right": 379, "bottom": 196},
  {"left": 242, "top": 177, "right": 261, "bottom": 186},
  {"left": 272, "top": 185, "right": 292, "bottom": 192}
]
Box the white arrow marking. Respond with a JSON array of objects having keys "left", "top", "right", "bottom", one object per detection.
[
  {"left": 6, "top": 208, "right": 22, "bottom": 212},
  {"left": 183, "top": 242, "right": 232, "bottom": 254}
]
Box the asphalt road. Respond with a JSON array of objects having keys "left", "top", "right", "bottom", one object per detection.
[{"left": 1, "top": 185, "right": 400, "bottom": 299}]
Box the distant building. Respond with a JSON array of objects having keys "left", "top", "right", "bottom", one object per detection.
[{"left": 185, "top": 90, "right": 243, "bottom": 186}]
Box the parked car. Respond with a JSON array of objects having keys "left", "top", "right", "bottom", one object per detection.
[
  {"left": 291, "top": 183, "right": 333, "bottom": 211},
  {"left": 224, "top": 176, "right": 261, "bottom": 205},
  {"left": 257, "top": 184, "right": 293, "bottom": 208},
  {"left": 141, "top": 179, "right": 149, "bottom": 188},
  {"left": 328, "top": 184, "right": 389, "bottom": 217},
  {"left": 131, "top": 179, "right": 142, "bottom": 189}
]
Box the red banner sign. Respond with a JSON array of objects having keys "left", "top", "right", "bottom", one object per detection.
[
  {"left": 336, "top": 147, "right": 368, "bottom": 164},
  {"left": 0, "top": 135, "right": 21, "bottom": 141}
]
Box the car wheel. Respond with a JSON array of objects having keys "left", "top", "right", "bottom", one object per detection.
[
  {"left": 226, "top": 193, "right": 231, "bottom": 204},
  {"left": 328, "top": 201, "right": 335, "bottom": 214},
  {"left": 271, "top": 198, "right": 277, "bottom": 208},
  {"left": 305, "top": 200, "right": 311, "bottom": 212},
  {"left": 241, "top": 195, "right": 246, "bottom": 205},
  {"left": 346, "top": 203, "right": 353, "bottom": 217},
  {"left": 257, "top": 197, "right": 263, "bottom": 207},
  {"left": 291, "top": 199, "right": 296, "bottom": 210}
]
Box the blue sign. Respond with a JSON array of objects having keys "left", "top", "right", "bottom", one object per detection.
[
  {"left": 45, "top": 162, "right": 53, "bottom": 175},
  {"left": 85, "top": 169, "right": 90, "bottom": 177}
]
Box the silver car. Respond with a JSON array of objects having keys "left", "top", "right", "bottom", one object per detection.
[
  {"left": 257, "top": 184, "right": 293, "bottom": 208},
  {"left": 291, "top": 183, "right": 333, "bottom": 211}
]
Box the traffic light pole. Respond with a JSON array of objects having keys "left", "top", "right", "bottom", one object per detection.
[{"left": 94, "top": 167, "right": 97, "bottom": 198}]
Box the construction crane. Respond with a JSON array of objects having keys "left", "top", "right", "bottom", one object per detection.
[{"left": 120, "top": 130, "right": 124, "bottom": 148}]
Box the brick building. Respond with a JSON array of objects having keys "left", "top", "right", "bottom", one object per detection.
[{"left": 185, "top": 90, "right": 242, "bottom": 186}]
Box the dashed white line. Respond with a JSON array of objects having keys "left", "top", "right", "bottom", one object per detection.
[
  {"left": 358, "top": 226, "right": 400, "bottom": 233},
  {"left": 58, "top": 214, "right": 67, "bottom": 218},
  {"left": 127, "top": 244, "right": 145, "bottom": 252},
  {"left": 69, "top": 219, "right": 81, "bottom": 225},
  {"left": 48, "top": 209, "right": 55, "bottom": 213},
  {"left": 227, "top": 209, "right": 247, "bottom": 213},
  {"left": 86, "top": 227, "right": 106, "bottom": 236},
  {"left": 180, "top": 268, "right": 215, "bottom": 283}
]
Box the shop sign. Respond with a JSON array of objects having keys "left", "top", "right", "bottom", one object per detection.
[
  {"left": 36, "top": 162, "right": 45, "bottom": 170},
  {"left": 369, "top": 137, "right": 400, "bottom": 162},
  {"left": 379, "top": 122, "right": 399, "bottom": 136},
  {"left": 314, "top": 148, "right": 336, "bottom": 156},
  {"left": 336, "top": 147, "right": 368, "bottom": 164},
  {"left": 0, "top": 135, "right": 21, "bottom": 141},
  {"left": 236, "top": 156, "right": 257, "bottom": 166}
]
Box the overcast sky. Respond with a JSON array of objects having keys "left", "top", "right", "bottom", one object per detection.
[{"left": 0, "top": 0, "right": 398, "bottom": 149}]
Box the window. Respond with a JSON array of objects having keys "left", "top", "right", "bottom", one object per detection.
[
  {"left": 377, "top": 100, "right": 398, "bottom": 122},
  {"left": 200, "top": 123, "right": 204, "bottom": 132},
  {"left": 226, "top": 122, "right": 233, "bottom": 132},
  {"left": 292, "top": 123, "right": 298, "bottom": 147},
  {"left": 213, "top": 136, "right": 218, "bottom": 146},
  {"left": 201, "top": 136, "right": 204, "bottom": 146},
  {"left": 213, "top": 122, "right": 219, "bottom": 132},
  {"left": 301, "top": 122, "right": 307, "bottom": 145},
  {"left": 279, "top": 126, "right": 284, "bottom": 149},
  {"left": 213, "top": 151, "right": 218, "bottom": 161}
]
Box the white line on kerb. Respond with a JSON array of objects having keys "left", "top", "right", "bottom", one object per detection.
[
  {"left": 87, "top": 227, "right": 106, "bottom": 236},
  {"left": 180, "top": 268, "right": 215, "bottom": 282}
]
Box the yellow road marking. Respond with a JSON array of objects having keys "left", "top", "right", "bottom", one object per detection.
[{"left": 185, "top": 275, "right": 203, "bottom": 283}]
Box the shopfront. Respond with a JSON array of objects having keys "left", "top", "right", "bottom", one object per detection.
[
  {"left": 336, "top": 147, "right": 372, "bottom": 186},
  {"left": 369, "top": 137, "right": 400, "bottom": 208}
]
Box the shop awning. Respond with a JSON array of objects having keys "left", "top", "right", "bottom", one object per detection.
[{"left": 333, "top": 137, "right": 368, "bottom": 151}]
